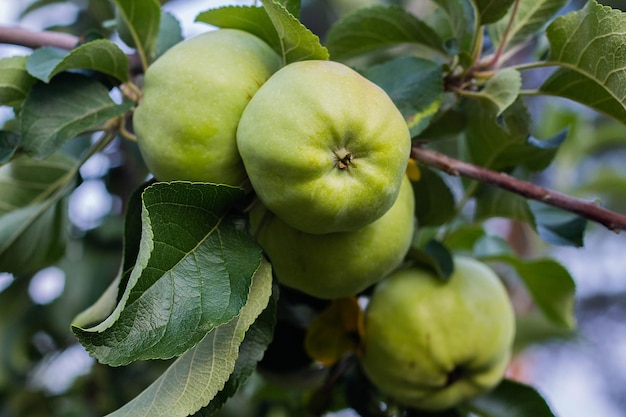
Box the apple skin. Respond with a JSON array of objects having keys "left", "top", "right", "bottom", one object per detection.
[
  {"left": 250, "top": 176, "right": 415, "bottom": 299},
  {"left": 133, "top": 29, "right": 282, "bottom": 186},
  {"left": 237, "top": 60, "right": 411, "bottom": 234},
  {"left": 360, "top": 256, "right": 515, "bottom": 411}
]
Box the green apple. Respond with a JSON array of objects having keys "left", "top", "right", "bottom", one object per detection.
[
  {"left": 360, "top": 256, "right": 515, "bottom": 411},
  {"left": 237, "top": 60, "right": 411, "bottom": 234},
  {"left": 133, "top": 29, "right": 282, "bottom": 186},
  {"left": 250, "top": 176, "right": 415, "bottom": 299}
]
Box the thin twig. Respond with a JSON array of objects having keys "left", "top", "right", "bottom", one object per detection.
[
  {"left": 411, "top": 145, "right": 626, "bottom": 233},
  {"left": 0, "top": 26, "right": 78, "bottom": 50}
]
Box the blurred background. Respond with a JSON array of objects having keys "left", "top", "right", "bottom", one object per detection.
[{"left": 1, "top": 0, "right": 626, "bottom": 416}]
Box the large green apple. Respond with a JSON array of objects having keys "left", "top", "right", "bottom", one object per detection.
[
  {"left": 250, "top": 176, "right": 415, "bottom": 299},
  {"left": 360, "top": 256, "right": 515, "bottom": 411},
  {"left": 237, "top": 60, "right": 411, "bottom": 234},
  {"left": 133, "top": 29, "right": 282, "bottom": 186}
]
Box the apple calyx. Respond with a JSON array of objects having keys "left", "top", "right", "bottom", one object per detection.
[{"left": 335, "top": 148, "right": 354, "bottom": 170}]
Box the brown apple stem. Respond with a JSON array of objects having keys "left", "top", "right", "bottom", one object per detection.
[{"left": 411, "top": 145, "right": 626, "bottom": 233}]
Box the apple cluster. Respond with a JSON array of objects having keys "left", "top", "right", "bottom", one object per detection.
[{"left": 132, "top": 29, "right": 515, "bottom": 413}]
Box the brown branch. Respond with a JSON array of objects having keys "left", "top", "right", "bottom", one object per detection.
[
  {"left": 411, "top": 145, "right": 626, "bottom": 233},
  {"left": 0, "top": 26, "right": 79, "bottom": 50},
  {"left": 0, "top": 25, "right": 144, "bottom": 75}
]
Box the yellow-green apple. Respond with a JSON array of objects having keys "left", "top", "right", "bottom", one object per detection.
[
  {"left": 360, "top": 256, "right": 515, "bottom": 411},
  {"left": 250, "top": 176, "right": 415, "bottom": 299},
  {"left": 237, "top": 60, "right": 411, "bottom": 234},
  {"left": 133, "top": 29, "right": 281, "bottom": 185}
]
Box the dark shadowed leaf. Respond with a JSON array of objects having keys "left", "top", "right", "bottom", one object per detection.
[
  {"left": 73, "top": 182, "right": 263, "bottom": 366},
  {"left": 325, "top": 5, "right": 446, "bottom": 60},
  {"left": 408, "top": 239, "right": 454, "bottom": 280},
  {"left": 474, "top": 0, "right": 515, "bottom": 24},
  {"left": 432, "top": 0, "right": 479, "bottom": 55},
  {"left": 361, "top": 57, "right": 443, "bottom": 137},
  {"left": 20, "top": 73, "right": 133, "bottom": 159},
  {"left": 0, "top": 153, "right": 75, "bottom": 275},
  {"left": 463, "top": 379, "right": 558, "bottom": 417},
  {"left": 530, "top": 201, "right": 586, "bottom": 247},
  {"left": 411, "top": 166, "right": 456, "bottom": 226},
  {"left": 0, "top": 131, "right": 19, "bottom": 164}
]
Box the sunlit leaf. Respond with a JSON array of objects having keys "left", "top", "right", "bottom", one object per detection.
[
  {"left": 20, "top": 73, "right": 133, "bottom": 159},
  {"left": 0, "top": 153, "right": 75, "bottom": 275},
  {"left": 26, "top": 39, "right": 130, "bottom": 83},
  {"left": 325, "top": 5, "right": 446, "bottom": 60},
  {"left": 195, "top": 6, "right": 280, "bottom": 55},
  {"left": 467, "top": 68, "right": 521, "bottom": 115},
  {"left": 262, "top": 0, "right": 328, "bottom": 63},
  {"left": 0, "top": 56, "right": 36, "bottom": 107},
  {"left": 106, "top": 259, "right": 273, "bottom": 417},
  {"left": 362, "top": 56, "right": 443, "bottom": 137},
  {"left": 540, "top": 0, "right": 626, "bottom": 124},
  {"left": 73, "top": 182, "right": 263, "bottom": 366}
]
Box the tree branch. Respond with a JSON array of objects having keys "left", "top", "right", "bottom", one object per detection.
[
  {"left": 411, "top": 145, "right": 626, "bottom": 233},
  {"left": 0, "top": 26, "right": 78, "bottom": 50}
]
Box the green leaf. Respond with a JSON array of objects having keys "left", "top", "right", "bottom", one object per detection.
[
  {"left": 474, "top": 0, "right": 515, "bottom": 24},
  {"left": 155, "top": 12, "right": 183, "bottom": 59},
  {"left": 20, "top": 73, "right": 133, "bottom": 159},
  {"left": 263, "top": 0, "right": 329, "bottom": 63},
  {"left": 113, "top": 0, "right": 161, "bottom": 69},
  {"left": 411, "top": 166, "right": 457, "bottom": 227},
  {"left": 325, "top": 5, "right": 446, "bottom": 60},
  {"left": 464, "top": 379, "right": 558, "bottom": 416},
  {"left": 26, "top": 40, "right": 130, "bottom": 83},
  {"left": 488, "top": 0, "right": 569, "bottom": 50},
  {"left": 73, "top": 182, "right": 263, "bottom": 366},
  {"left": 530, "top": 201, "right": 587, "bottom": 247},
  {"left": 464, "top": 98, "right": 560, "bottom": 171},
  {"left": 361, "top": 56, "right": 443, "bottom": 137},
  {"left": 106, "top": 259, "right": 273, "bottom": 417},
  {"left": 408, "top": 239, "right": 454, "bottom": 280},
  {"left": 194, "top": 283, "right": 278, "bottom": 416},
  {"left": 0, "top": 56, "right": 37, "bottom": 107},
  {"left": 432, "top": 0, "right": 479, "bottom": 55},
  {"left": 195, "top": 6, "right": 280, "bottom": 54},
  {"left": 540, "top": 0, "right": 626, "bottom": 124},
  {"left": 474, "top": 184, "right": 536, "bottom": 227},
  {"left": 480, "top": 252, "right": 577, "bottom": 329},
  {"left": 0, "top": 153, "right": 75, "bottom": 275},
  {"left": 0, "top": 131, "right": 19, "bottom": 164},
  {"left": 466, "top": 68, "right": 521, "bottom": 115}
]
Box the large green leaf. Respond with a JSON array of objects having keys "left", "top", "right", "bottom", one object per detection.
[
  {"left": 540, "top": 0, "right": 626, "bottom": 124},
  {"left": 361, "top": 56, "right": 443, "bottom": 137},
  {"left": 26, "top": 39, "right": 130, "bottom": 83},
  {"left": 113, "top": 0, "right": 161, "bottom": 69},
  {"left": 155, "top": 12, "right": 183, "bottom": 59},
  {"left": 474, "top": 0, "right": 515, "bottom": 24},
  {"left": 72, "top": 182, "right": 263, "bottom": 366},
  {"left": 488, "top": 0, "right": 568, "bottom": 49},
  {"left": 106, "top": 259, "right": 273, "bottom": 417},
  {"left": 325, "top": 5, "right": 446, "bottom": 60},
  {"left": 195, "top": 6, "right": 280, "bottom": 55},
  {"left": 20, "top": 73, "right": 133, "bottom": 159},
  {"left": 0, "top": 153, "right": 75, "bottom": 275},
  {"left": 411, "top": 166, "right": 457, "bottom": 227},
  {"left": 0, "top": 56, "right": 36, "bottom": 107},
  {"left": 463, "top": 379, "right": 558, "bottom": 416}
]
